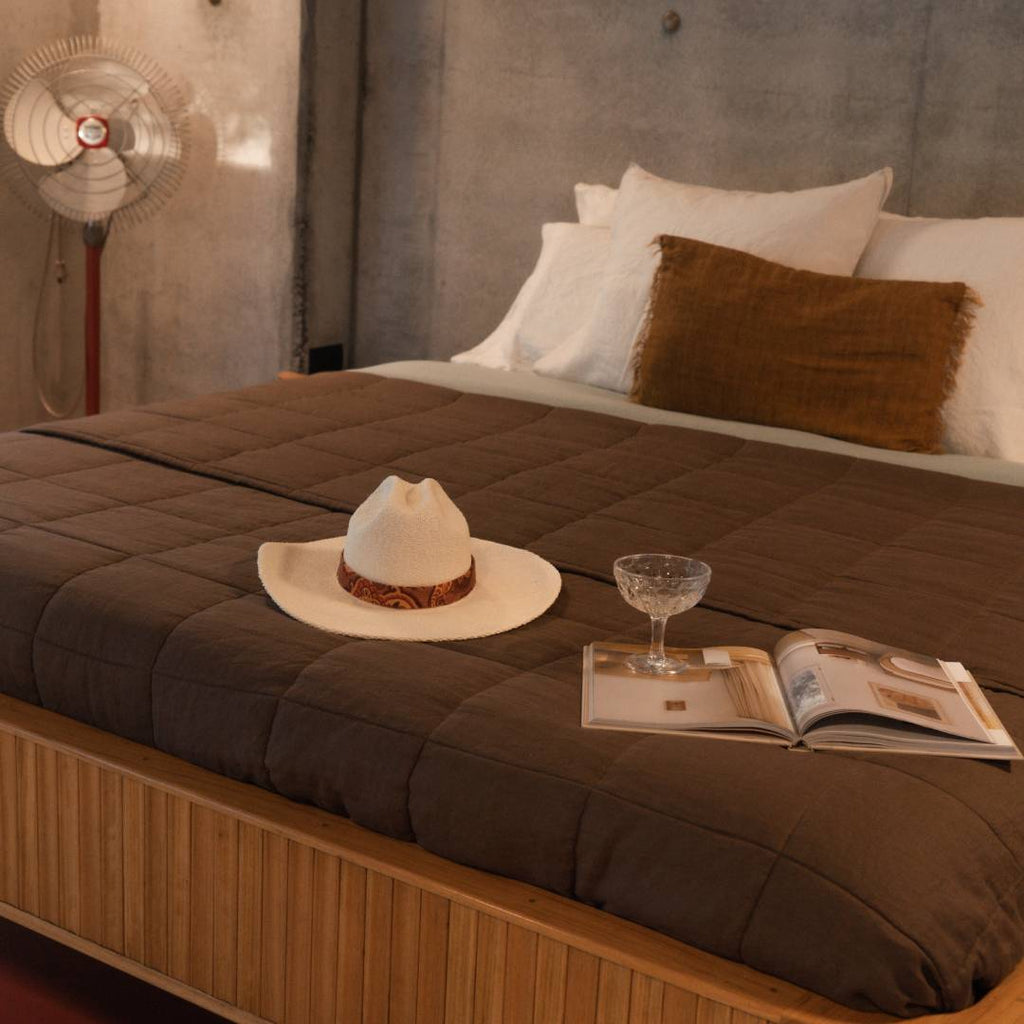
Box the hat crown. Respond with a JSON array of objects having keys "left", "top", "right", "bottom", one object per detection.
[{"left": 343, "top": 476, "right": 472, "bottom": 586}]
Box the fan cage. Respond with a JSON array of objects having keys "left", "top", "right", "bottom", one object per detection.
[{"left": 0, "top": 36, "right": 190, "bottom": 229}]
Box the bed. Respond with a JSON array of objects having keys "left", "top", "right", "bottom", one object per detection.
[
  {"left": 8, "top": 4, "right": 1024, "bottom": 1017},
  {"left": 0, "top": 358, "right": 1022, "bottom": 1024}
]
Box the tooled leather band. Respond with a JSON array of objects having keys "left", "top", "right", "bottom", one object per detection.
[{"left": 337, "top": 556, "right": 476, "bottom": 609}]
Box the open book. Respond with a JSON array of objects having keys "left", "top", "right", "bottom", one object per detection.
[{"left": 582, "top": 628, "right": 1021, "bottom": 759}]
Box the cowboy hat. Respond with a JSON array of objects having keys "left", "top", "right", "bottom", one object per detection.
[{"left": 257, "top": 475, "right": 561, "bottom": 641}]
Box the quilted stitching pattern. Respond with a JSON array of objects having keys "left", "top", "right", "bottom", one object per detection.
[{"left": 2, "top": 370, "right": 1022, "bottom": 1016}]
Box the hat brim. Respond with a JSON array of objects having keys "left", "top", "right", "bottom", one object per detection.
[{"left": 257, "top": 536, "right": 562, "bottom": 641}]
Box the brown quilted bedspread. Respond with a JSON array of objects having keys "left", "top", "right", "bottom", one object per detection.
[{"left": 3, "top": 370, "right": 1024, "bottom": 1016}]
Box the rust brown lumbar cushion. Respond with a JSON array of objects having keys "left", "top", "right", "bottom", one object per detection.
[{"left": 630, "top": 235, "right": 979, "bottom": 452}]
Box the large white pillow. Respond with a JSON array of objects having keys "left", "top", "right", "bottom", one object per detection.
[
  {"left": 856, "top": 213, "right": 1024, "bottom": 460},
  {"left": 574, "top": 182, "right": 618, "bottom": 227},
  {"left": 452, "top": 222, "right": 609, "bottom": 371},
  {"left": 535, "top": 164, "right": 893, "bottom": 392}
]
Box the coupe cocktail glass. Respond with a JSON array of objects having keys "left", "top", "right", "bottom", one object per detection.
[{"left": 613, "top": 553, "right": 712, "bottom": 675}]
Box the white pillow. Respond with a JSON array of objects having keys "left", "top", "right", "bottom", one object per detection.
[
  {"left": 857, "top": 213, "right": 1024, "bottom": 460},
  {"left": 451, "top": 222, "right": 609, "bottom": 371},
  {"left": 536, "top": 164, "right": 893, "bottom": 392},
  {"left": 574, "top": 183, "right": 618, "bottom": 227}
]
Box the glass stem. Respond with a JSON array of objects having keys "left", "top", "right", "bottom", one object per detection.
[{"left": 650, "top": 615, "right": 668, "bottom": 663}]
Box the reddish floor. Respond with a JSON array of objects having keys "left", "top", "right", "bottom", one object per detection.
[{"left": 0, "top": 917, "right": 225, "bottom": 1023}]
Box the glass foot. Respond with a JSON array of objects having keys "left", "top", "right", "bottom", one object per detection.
[{"left": 624, "top": 653, "right": 690, "bottom": 676}]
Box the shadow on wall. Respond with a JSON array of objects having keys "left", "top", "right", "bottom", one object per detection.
[
  {"left": 97, "top": 0, "right": 302, "bottom": 414},
  {"left": 1, "top": 1, "right": 304, "bottom": 428},
  {"left": 110, "top": 101, "right": 219, "bottom": 414},
  {"left": 0, "top": 0, "right": 95, "bottom": 432}
]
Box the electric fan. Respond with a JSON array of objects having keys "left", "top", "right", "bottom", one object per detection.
[{"left": 1, "top": 37, "right": 188, "bottom": 415}]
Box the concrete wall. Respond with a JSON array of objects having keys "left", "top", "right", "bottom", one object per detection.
[
  {"left": 0, "top": 1, "right": 302, "bottom": 430},
  {"left": 7, "top": 3, "right": 1024, "bottom": 427},
  {"left": 0, "top": 2, "right": 96, "bottom": 431},
  {"left": 299, "top": 0, "right": 362, "bottom": 369},
  {"left": 98, "top": 0, "right": 301, "bottom": 410},
  {"left": 350, "top": 0, "right": 1024, "bottom": 367}
]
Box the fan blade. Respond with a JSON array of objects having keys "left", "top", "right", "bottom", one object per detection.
[
  {"left": 56, "top": 62, "right": 150, "bottom": 120},
  {"left": 39, "top": 147, "right": 128, "bottom": 218},
  {"left": 120, "top": 113, "right": 168, "bottom": 161},
  {"left": 3, "top": 78, "right": 80, "bottom": 166},
  {"left": 106, "top": 118, "right": 135, "bottom": 154}
]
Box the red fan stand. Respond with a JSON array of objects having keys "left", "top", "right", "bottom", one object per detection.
[
  {"left": 1, "top": 40, "right": 189, "bottom": 422},
  {"left": 82, "top": 220, "right": 108, "bottom": 416}
]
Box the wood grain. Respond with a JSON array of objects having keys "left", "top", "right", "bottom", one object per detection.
[
  {"left": 99, "top": 766, "right": 123, "bottom": 952},
  {"left": 0, "top": 899, "right": 266, "bottom": 1024},
  {"left": 309, "top": 849, "right": 340, "bottom": 1024},
  {"left": 362, "top": 869, "right": 393, "bottom": 1024},
  {"left": 235, "top": 822, "right": 264, "bottom": 1017},
  {"left": 284, "top": 841, "right": 314, "bottom": 1024},
  {"left": 474, "top": 914, "right": 507, "bottom": 1024},
  {"left": 77, "top": 760, "right": 103, "bottom": 945},
  {"left": 35, "top": 744, "right": 60, "bottom": 924},
  {"left": 965, "top": 996, "right": 1024, "bottom": 1024},
  {"left": 694, "top": 1000, "right": 738, "bottom": 1024},
  {"left": 729, "top": 1010, "right": 771, "bottom": 1024},
  {"left": 503, "top": 924, "right": 538, "bottom": 1024},
  {"left": 661, "top": 984, "right": 699, "bottom": 1024},
  {"left": 143, "top": 786, "right": 168, "bottom": 973},
  {"left": 628, "top": 974, "right": 663, "bottom": 1024},
  {"left": 596, "top": 959, "right": 632, "bottom": 1024},
  {"left": 534, "top": 935, "right": 568, "bottom": 1024},
  {"left": 56, "top": 751, "right": 79, "bottom": 934},
  {"left": 122, "top": 776, "right": 145, "bottom": 962},
  {"left": 417, "top": 890, "right": 449, "bottom": 1024},
  {"left": 260, "top": 831, "right": 288, "bottom": 1023},
  {"left": 0, "top": 694, "right": 1016, "bottom": 1024},
  {"left": 389, "top": 880, "right": 421, "bottom": 1024},
  {"left": 337, "top": 860, "right": 366, "bottom": 1024},
  {"left": 446, "top": 901, "right": 479, "bottom": 1022},
  {"left": 17, "top": 738, "right": 39, "bottom": 916},
  {"left": 190, "top": 803, "right": 216, "bottom": 994},
  {"left": 565, "top": 948, "right": 600, "bottom": 1024},
  {"left": 167, "top": 793, "right": 191, "bottom": 983},
  {"left": 0, "top": 732, "right": 18, "bottom": 905},
  {"left": 213, "top": 814, "right": 240, "bottom": 1005}
]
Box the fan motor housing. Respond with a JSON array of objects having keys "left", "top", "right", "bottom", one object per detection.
[{"left": 76, "top": 116, "right": 109, "bottom": 149}]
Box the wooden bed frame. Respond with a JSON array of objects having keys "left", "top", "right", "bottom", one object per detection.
[{"left": 0, "top": 694, "right": 1020, "bottom": 1024}]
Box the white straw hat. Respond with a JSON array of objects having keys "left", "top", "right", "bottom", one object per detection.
[{"left": 257, "top": 475, "right": 562, "bottom": 641}]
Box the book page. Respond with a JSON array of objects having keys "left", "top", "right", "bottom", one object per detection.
[
  {"left": 774, "top": 628, "right": 991, "bottom": 742},
  {"left": 584, "top": 643, "right": 794, "bottom": 738}
]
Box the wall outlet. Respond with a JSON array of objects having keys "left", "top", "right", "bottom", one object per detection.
[{"left": 308, "top": 343, "right": 344, "bottom": 374}]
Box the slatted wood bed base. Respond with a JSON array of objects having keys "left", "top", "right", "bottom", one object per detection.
[{"left": 0, "top": 696, "right": 1020, "bottom": 1024}]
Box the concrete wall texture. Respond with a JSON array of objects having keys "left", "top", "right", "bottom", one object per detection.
[
  {"left": 301, "top": 0, "right": 362, "bottom": 372},
  {"left": 98, "top": 0, "right": 301, "bottom": 411},
  {"left": 0, "top": 0, "right": 301, "bottom": 429},
  {"left": 5, "top": 2, "right": 1024, "bottom": 427},
  {"left": 351, "top": 0, "right": 1024, "bottom": 367},
  {"left": 0, "top": 2, "right": 94, "bottom": 430}
]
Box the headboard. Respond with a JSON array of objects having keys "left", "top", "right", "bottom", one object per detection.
[{"left": 342, "top": 0, "right": 1024, "bottom": 367}]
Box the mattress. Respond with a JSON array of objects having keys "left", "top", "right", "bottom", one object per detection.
[
  {"left": 3, "top": 364, "right": 1024, "bottom": 1017},
  {"left": 369, "top": 361, "right": 1024, "bottom": 487}
]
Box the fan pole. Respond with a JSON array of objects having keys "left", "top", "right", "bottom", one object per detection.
[{"left": 83, "top": 220, "right": 108, "bottom": 416}]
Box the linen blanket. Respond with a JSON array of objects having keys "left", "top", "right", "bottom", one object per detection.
[{"left": 2, "top": 370, "right": 1023, "bottom": 1016}]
